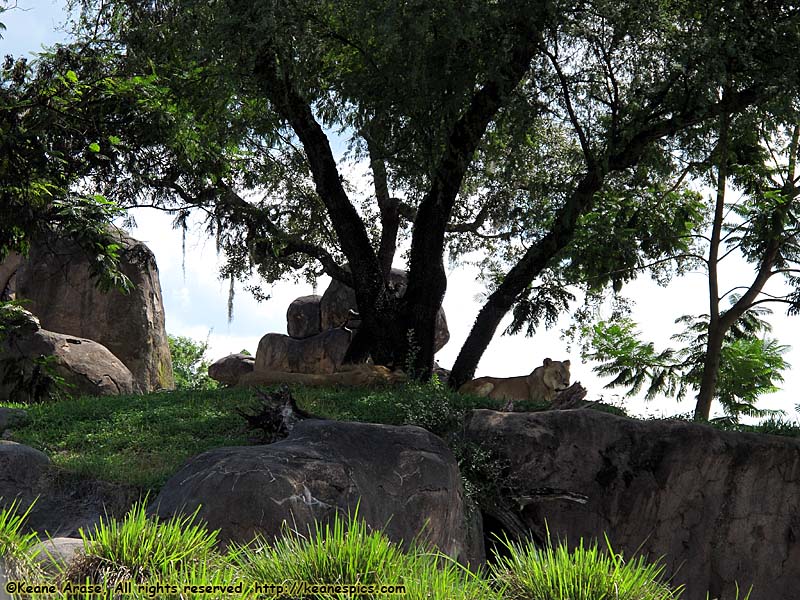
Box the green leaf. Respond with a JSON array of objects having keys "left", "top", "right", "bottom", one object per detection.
[
  {"left": 88, "top": 142, "right": 101, "bottom": 153},
  {"left": 65, "top": 70, "right": 78, "bottom": 83}
]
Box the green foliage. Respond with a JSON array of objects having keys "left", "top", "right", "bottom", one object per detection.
[
  {"left": 490, "top": 533, "right": 681, "bottom": 600},
  {"left": 232, "top": 510, "right": 495, "bottom": 600},
  {"left": 0, "top": 50, "right": 132, "bottom": 290},
  {"left": 168, "top": 333, "right": 218, "bottom": 391},
  {"left": 47, "top": 0, "right": 800, "bottom": 355},
  {"left": 582, "top": 311, "right": 789, "bottom": 420},
  {"left": 297, "top": 377, "right": 493, "bottom": 439},
  {"left": 72, "top": 501, "right": 220, "bottom": 585},
  {"left": 0, "top": 498, "right": 42, "bottom": 581}
]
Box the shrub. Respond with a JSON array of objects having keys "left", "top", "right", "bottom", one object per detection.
[{"left": 168, "top": 334, "right": 218, "bottom": 390}]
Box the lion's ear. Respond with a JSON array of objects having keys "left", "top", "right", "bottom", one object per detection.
[
  {"left": 563, "top": 360, "right": 571, "bottom": 368},
  {"left": 543, "top": 358, "right": 552, "bottom": 366}
]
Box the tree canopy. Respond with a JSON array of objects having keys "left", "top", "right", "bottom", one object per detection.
[
  {"left": 0, "top": 38, "right": 132, "bottom": 290},
  {"left": 20, "top": 0, "right": 800, "bottom": 389}
]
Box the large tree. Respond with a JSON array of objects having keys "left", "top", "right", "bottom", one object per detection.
[{"left": 56, "top": 0, "right": 800, "bottom": 381}]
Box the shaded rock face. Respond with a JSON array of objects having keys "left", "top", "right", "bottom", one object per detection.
[
  {"left": 207, "top": 353, "right": 255, "bottom": 386},
  {"left": 320, "top": 269, "right": 450, "bottom": 353},
  {"left": 254, "top": 329, "right": 351, "bottom": 375},
  {"left": 0, "top": 441, "right": 50, "bottom": 505},
  {"left": 465, "top": 409, "right": 800, "bottom": 600},
  {"left": 10, "top": 231, "right": 173, "bottom": 393},
  {"left": 153, "top": 419, "right": 484, "bottom": 566},
  {"left": 0, "top": 408, "right": 29, "bottom": 434},
  {"left": 286, "top": 295, "right": 322, "bottom": 339},
  {"left": 0, "top": 321, "right": 135, "bottom": 401},
  {"left": 0, "top": 442, "right": 138, "bottom": 538}
]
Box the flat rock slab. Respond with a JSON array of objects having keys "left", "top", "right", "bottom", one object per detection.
[
  {"left": 465, "top": 409, "right": 800, "bottom": 600},
  {"left": 153, "top": 419, "right": 483, "bottom": 566}
]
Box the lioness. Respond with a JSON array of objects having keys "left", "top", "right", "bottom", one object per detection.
[{"left": 458, "top": 358, "right": 571, "bottom": 410}]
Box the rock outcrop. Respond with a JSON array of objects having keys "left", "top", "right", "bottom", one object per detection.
[
  {"left": 254, "top": 329, "right": 352, "bottom": 375},
  {"left": 0, "top": 310, "right": 135, "bottom": 401},
  {"left": 153, "top": 419, "right": 483, "bottom": 566},
  {"left": 207, "top": 353, "right": 255, "bottom": 386},
  {"left": 319, "top": 269, "right": 450, "bottom": 353},
  {"left": 465, "top": 409, "right": 800, "bottom": 600},
  {"left": 286, "top": 295, "right": 322, "bottom": 339},
  {"left": 7, "top": 231, "right": 173, "bottom": 393}
]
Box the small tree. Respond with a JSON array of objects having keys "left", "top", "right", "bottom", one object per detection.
[
  {"left": 168, "top": 334, "right": 217, "bottom": 391},
  {"left": 582, "top": 312, "right": 789, "bottom": 421}
]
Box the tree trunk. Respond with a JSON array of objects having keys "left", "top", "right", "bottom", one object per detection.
[
  {"left": 694, "top": 321, "right": 725, "bottom": 420},
  {"left": 693, "top": 110, "right": 729, "bottom": 421},
  {"left": 449, "top": 170, "right": 603, "bottom": 389}
]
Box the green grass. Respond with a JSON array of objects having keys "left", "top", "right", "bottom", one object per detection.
[
  {"left": 69, "top": 501, "right": 222, "bottom": 587},
  {"left": 490, "top": 533, "right": 681, "bottom": 600},
  {"left": 2, "top": 502, "right": 696, "bottom": 600},
  {"left": 0, "top": 498, "right": 43, "bottom": 581},
  {"left": 231, "top": 508, "right": 496, "bottom": 600},
  {"left": 2, "top": 387, "right": 255, "bottom": 491}
]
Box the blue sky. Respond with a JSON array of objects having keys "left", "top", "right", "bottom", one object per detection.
[{"left": 4, "top": 0, "right": 799, "bottom": 420}]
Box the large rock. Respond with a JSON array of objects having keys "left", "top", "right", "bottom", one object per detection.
[
  {"left": 208, "top": 353, "right": 255, "bottom": 386},
  {"left": 320, "top": 269, "right": 450, "bottom": 353},
  {"left": 0, "top": 441, "right": 51, "bottom": 505},
  {"left": 0, "top": 408, "right": 29, "bottom": 434},
  {"left": 254, "top": 329, "right": 351, "bottom": 375},
  {"left": 465, "top": 409, "right": 800, "bottom": 600},
  {"left": 9, "top": 231, "right": 173, "bottom": 393},
  {"left": 153, "top": 419, "right": 483, "bottom": 565},
  {"left": 286, "top": 295, "right": 322, "bottom": 339},
  {"left": 0, "top": 313, "right": 135, "bottom": 400}
]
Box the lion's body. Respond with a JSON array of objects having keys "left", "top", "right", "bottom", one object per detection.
[{"left": 458, "top": 358, "right": 571, "bottom": 409}]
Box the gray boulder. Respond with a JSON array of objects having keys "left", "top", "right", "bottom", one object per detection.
[
  {"left": 286, "top": 295, "right": 322, "bottom": 339},
  {"left": 0, "top": 441, "right": 138, "bottom": 539},
  {"left": 0, "top": 408, "right": 29, "bottom": 434},
  {"left": 254, "top": 329, "right": 351, "bottom": 375},
  {"left": 208, "top": 353, "right": 255, "bottom": 386},
  {"left": 465, "top": 409, "right": 800, "bottom": 600},
  {"left": 32, "top": 538, "right": 84, "bottom": 575},
  {"left": 0, "top": 441, "right": 50, "bottom": 505},
  {"left": 9, "top": 230, "right": 173, "bottom": 393},
  {"left": 0, "top": 314, "right": 135, "bottom": 401},
  {"left": 153, "top": 419, "right": 483, "bottom": 565},
  {"left": 320, "top": 269, "right": 450, "bottom": 353}
]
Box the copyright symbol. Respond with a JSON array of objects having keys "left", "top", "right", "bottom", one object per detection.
[{"left": 5, "top": 581, "right": 17, "bottom": 594}]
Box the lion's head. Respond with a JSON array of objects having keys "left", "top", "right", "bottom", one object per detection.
[{"left": 539, "top": 358, "right": 571, "bottom": 392}]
